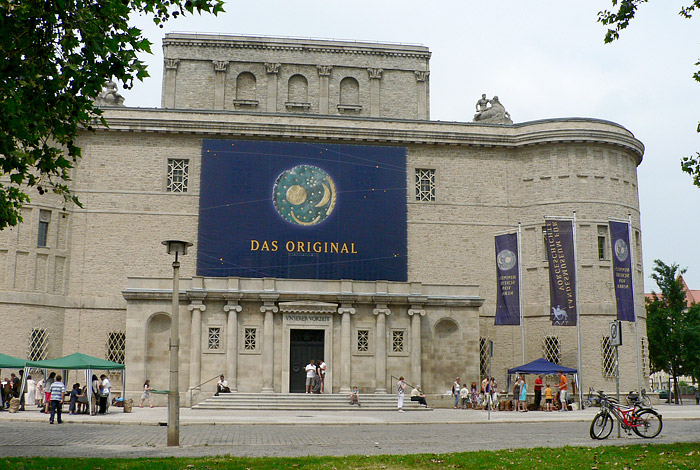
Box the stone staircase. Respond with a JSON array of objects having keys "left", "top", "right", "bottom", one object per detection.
[{"left": 192, "top": 392, "right": 432, "bottom": 411}]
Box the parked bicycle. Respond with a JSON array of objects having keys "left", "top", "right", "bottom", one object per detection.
[
  {"left": 626, "top": 389, "right": 652, "bottom": 407},
  {"left": 590, "top": 391, "right": 662, "bottom": 439},
  {"left": 584, "top": 387, "right": 601, "bottom": 408}
]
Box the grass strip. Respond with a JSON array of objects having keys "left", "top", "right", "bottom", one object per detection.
[{"left": 2, "top": 441, "right": 699, "bottom": 470}]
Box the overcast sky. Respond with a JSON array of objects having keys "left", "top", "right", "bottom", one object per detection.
[{"left": 122, "top": 1, "right": 700, "bottom": 292}]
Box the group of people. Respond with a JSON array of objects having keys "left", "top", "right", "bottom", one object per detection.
[
  {"left": 1, "top": 370, "right": 115, "bottom": 420},
  {"left": 395, "top": 376, "right": 430, "bottom": 411},
  {"left": 450, "top": 377, "right": 498, "bottom": 410},
  {"left": 304, "top": 359, "right": 326, "bottom": 394},
  {"left": 511, "top": 371, "right": 570, "bottom": 412}
]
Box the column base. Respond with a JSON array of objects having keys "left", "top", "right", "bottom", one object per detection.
[
  {"left": 339, "top": 387, "right": 351, "bottom": 394},
  {"left": 261, "top": 387, "right": 274, "bottom": 394},
  {"left": 374, "top": 388, "right": 387, "bottom": 394}
]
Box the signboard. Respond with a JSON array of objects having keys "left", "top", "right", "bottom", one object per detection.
[{"left": 197, "top": 139, "right": 407, "bottom": 281}]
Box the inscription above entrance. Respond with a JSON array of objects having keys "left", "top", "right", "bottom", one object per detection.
[{"left": 285, "top": 314, "right": 331, "bottom": 323}]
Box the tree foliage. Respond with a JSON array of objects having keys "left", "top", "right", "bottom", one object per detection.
[
  {"left": 646, "top": 260, "right": 700, "bottom": 402},
  {"left": 0, "top": 0, "right": 224, "bottom": 230},
  {"left": 598, "top": 1, "right": 700, "bottom": 189}
]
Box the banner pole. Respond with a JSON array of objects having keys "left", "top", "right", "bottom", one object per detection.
[
  {"left": 573, "top": 212, "right": 583, "bottom": 409},
  {"left": 518, "top": 223, "right": 525, "bottom": 364},
  {"left": 629, "top": 214, "right": 643, "bottom": 393}
]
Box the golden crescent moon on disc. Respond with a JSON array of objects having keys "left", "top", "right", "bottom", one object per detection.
[
  {"left": 325, "top": 177, "right": 337, "bottom": 216},
  {"left": 315, "top": 183, "right": 331, "bottom": 207}
]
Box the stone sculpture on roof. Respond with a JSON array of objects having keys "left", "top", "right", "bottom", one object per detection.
[
  {"left": 94, "top": 81, "right": 125, "bottom": 107},
  {"left": 473, "top": 95, "right": 512, "bottom": 124}
]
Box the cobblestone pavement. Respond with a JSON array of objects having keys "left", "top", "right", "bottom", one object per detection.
[{"left": 1, "top": 420, "right": 698, "bottom": 458}]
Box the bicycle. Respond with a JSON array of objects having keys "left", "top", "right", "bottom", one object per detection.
[
  {"left": 584, "top": 387, "right": 601, "bottom": 408},
  {"left": 626, "top": 389, "right": 652, "bottom": 407},
  {"left": 589, "top": 391, "right": 662, "bottom": 439}
]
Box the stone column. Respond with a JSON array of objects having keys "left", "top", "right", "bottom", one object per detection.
[
  {"left": 223, "top": 296, "right": 242, "bottom": 392},
  {"left": 188, "top": 300, "right": 206, "bottom": 390},
  {"left": 260, "top": 300, "right": 278, "bottom": 393},
  {"left": 408, "top": 307, "right": 426, "bottom": 387},
  {"left": 265, "top": 63, "right": 280, "bottom": 112},
  {"left": 162, "top": 59, "right": 180, "bottom": 108},
  {"left": 414, "top": 71, "right": 429, "bottom": 119},
  {"left": 213, "top": 60, "right": 228, "bottom": 110},
  {"left": 317, "top": 65, "right": 332, "bottom": 114},
  {"left": 367, "top": 68, "right": 383, "bottom": 117},
  {"left": 373, "top": 304, "right": 391, "bottom": 393},
  {"left": 338, "top": 304, "right": 355, "bottom": 393}
]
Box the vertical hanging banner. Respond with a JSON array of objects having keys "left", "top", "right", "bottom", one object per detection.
[
  {"left": 609, "top": 220, "right": 635, "bottom": 322},
  {"left": 494, "top": 232, "right": 520, "bottom": 325},
  {"left": 544, "top": 219, "right": 577, "bottom": 326}
]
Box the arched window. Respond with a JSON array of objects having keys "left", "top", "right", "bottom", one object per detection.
[
  {"left": 236, "top": 72, "right": 256, "bottom": 101},
  {"left": 339, "top": 77, "right": 359, "bottom": 105},
  {"left": 287, "top": 74, "right": 308, "bottom": 103}
]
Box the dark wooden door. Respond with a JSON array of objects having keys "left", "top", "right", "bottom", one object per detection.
[{"left": 289, "top": 329, "right": 324, "bottom": 393}]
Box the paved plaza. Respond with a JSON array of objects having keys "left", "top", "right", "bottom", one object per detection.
[{"left": 0, "top": 403, "right": 699, "bottom": 458}]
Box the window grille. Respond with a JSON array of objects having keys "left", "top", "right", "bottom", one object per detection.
[
  {"left": 479, "top": 336, "right": 490, "bottom": 378},
  {"left": 244, "top": 328, "right": 257, "bottom": 351},
  {"left": 601, "top": 335, "right": 616, "bottom": 378},
  {"left": 357, "top": 329, "right": 369, "bottom": 352},
  {"left": 38, "top": 210, "right": 51, "bottom": 247},
  {"left": 106, "top": 331, "right": 126, "bottom": 364},
  {"left": 415, "top": 169, "right": 435, "bottom": 202},
  {"left": 391, "top": 330, "right": 404, "bottom": 353},
  {"left": 542, "top": 336, "right": 560, "bottom": 365},
  {"left": 28, "top": 328, "right": 49, "bottom": 361},
  {"left": 208, "top": 327, "right": 221, "bottom": 351},
  {"left": 598, "top": 225, "right": 608, "bottom": 260},
  {"left": 167, "top": 159, "right": 189, "bottom": 193}
]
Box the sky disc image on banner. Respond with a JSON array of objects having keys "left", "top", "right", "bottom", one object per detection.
[
  {"left": 544, "top": 219, "right": 577, "bottom": 326},
  {"left": 197, "top": 139, "right": 407, "bottom": 281}
]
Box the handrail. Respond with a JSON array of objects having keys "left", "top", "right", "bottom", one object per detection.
[
  {"left": 188, "top": 374, "right": 220, "bottom": 392},
  {"left": 390, "top": 375, "right": 416, "bottom": 392}
]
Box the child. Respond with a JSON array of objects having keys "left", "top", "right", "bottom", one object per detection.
[
  {"left": 140, "top": 379, "right": 153, "bottom": 408},
  {"left": 544, "top": 383, "right": 553, "bottom": 411},
  {"left": 69, "top": 383, "right": 82, "bottom": 415},
  {"left": 349, "top": 386, "right": 360, "bottom": 406},
  {"left": 77, "top": 385, "right": 89, "bottom": 413}
]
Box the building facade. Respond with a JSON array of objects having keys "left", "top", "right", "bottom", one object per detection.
[{"left": 0, "top": 34, "right": 648, "bottom": 403}]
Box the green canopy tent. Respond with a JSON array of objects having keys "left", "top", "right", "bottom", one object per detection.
[
  {"left": 20, "top": 352, "right": 125, "bottom": 415},
  {"left": 0, "top": 353, "right": 27, "bottom": 369}
]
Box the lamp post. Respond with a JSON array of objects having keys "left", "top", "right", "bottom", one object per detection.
[{"left": 162, "top": 239, "right": 192, "bottom": 447}]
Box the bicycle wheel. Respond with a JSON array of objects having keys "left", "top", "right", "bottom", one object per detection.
[
  {"left": 641, "top": 393, "right": 652, "bottom": 407},
  {"left": 590, "top": 412, "right": 613, "bottom": 439},
  {"left": 632, "top": 409, "right": 662, "bottom": 438}
]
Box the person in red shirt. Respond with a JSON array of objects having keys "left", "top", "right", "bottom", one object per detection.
[
  {"left": 534, "top": 375, "right": 543, "bottom": 410},
  {"left": 557, "top": 371, "right": 568, "bottom": 411}
]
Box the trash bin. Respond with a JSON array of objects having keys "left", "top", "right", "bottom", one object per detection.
[
  {"left": 8, "top": 398, "right": 20, "bottom": 413},
  {"left": 123, "top": 398, "right": 133, "bottom": 413}
]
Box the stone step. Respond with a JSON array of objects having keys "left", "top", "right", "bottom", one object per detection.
[{"left": 192, "top": 393, "right": 432, "bottom": 411}]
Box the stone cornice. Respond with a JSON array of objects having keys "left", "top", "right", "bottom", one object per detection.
[{"left": 95, "top": 109, "right": 645, "bottom": 162}]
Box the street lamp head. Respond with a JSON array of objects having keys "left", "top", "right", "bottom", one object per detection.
[{"left": 162, "top": 240, "right": 193, "bottom": 257}]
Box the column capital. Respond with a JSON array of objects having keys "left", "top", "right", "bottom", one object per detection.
[
  {"left": 165, "top": 58, "right": 180, "bottom": 71},
  {"left": 317, "top": 65, "right": 333, "bottom": 76},
  {"left": 367, "top": 68, "right": 383, "bottom": 80},
  {"left": 265, "top": 62, "right": 281, "bottom": 74},
  {"left": 224, "top": 302, "right": 242, "bottom": 313},
  {"left": 408, "top": 308, "right": 426, "bottom": 317},
  {"left": 373, "top": 306, "right": 391, "bottom": 316},
  {"left": 414, "top": 70, "right": 429, "bottom": 82},
  {"left": 213, "top": 60, "right": 228, "bottom": 72},
  {"left": 187, "top": 302, "right": 206, "bottom": 312},
  {"left": 338, "top": 307, "right": 356, "bottom": 315},
  {"left": 260, "top": 302, "right": 279, "bottom": 314}
]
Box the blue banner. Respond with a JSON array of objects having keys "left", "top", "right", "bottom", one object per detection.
[
  {"left": 610, "top": 220, "right": 635, "bottom": 322},
  {"left": 495, "top": 232, "right": 520, "bottom": 325},
  {"left": 544, "top": 219, "right": 577, "bottom": 326},
  {"left": 196, "top": 139, "right": 407, "bottom": 281}
]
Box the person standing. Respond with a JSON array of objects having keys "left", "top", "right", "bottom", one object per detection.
[
  {"left": 396, "top": 376, "right": 406, "bottom": 412},
  {"left": 35, "top": 376, "right": 45, "bottom": 409},
  {"left": 48, "top": 374, "right": 66, "bottom": 424},
  {"left": 513, "top": 376, "right": 521, "bottom": 412},
  {"left": 98, "top": 374, "right": 111, "bottom": 414},
  {"left": 481, "top": 376, "right": 489, "bottom": 409},
  {"left": 534, "top": 375, "right": 543, "bottom": 410},
  {"left": 519, "top": 378, "right": 528, "bottom": 412},
  {"left": 43, "top": 372, "right": 55, "bottom": 414},
  {"left": 90, "top": 374, "right": 100, "bottom": 415},
  {"left": 25, "top": 375, "right": 35, "bottom": 412},
  {"left": 304, "top": 359, "right": 316, "bottom": 393},
  {"left": 490, "top": 377, "right": 498, "bottom": 411},
  {"left": 318, "top": 359, "right": 327, "bottom": 394},
  {"left": 557, "top": 371, "right": 568, "bottom": 411},
  {"left": 544, "top": 383, "right": 553, "bottom": 411},
  {"left": 452, "top": 377, "right": 461, "bottom": 409}
]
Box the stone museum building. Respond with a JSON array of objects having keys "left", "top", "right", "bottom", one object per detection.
[{"left": 0, "top": 34, "right": 648, "bottom": 403}]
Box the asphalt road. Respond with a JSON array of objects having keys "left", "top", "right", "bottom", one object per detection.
[{"left": 1, "top": 420, "right": 698, "bottom": 458}]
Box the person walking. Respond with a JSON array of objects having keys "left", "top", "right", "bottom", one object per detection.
[
  {"left": 452, "top": 377, "right": 461, "bottom": 409},
  {"left": 140, "top": 379, "right": 153, "bottom": 408},
  {"left": 48, "top": 374, "right": 66, "bottom": 424},
  {"left": 397, "top": 376, "right": 406, "bottom": 412}
]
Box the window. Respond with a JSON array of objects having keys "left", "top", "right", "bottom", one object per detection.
[
  {"left": 167, "top": 159, "right": 189, "bottom": 193},
  {"left": 28, "top": 328, "right": 48, "bottom": 361},
  {"left": 542, "top": 336, "right": 560, "bottom": 365},
  {"left": 601, "top": 335, "right": 615, "bottom": 378},
  {"left": 208, "top": 327, "right": 221, "bottom": 351},
  {"left": 479, "top": 336, "right": 490, "bottom": 378},
  {"left": 244, "top": 327, "right": 257, "bottom": 351},
  {"left": 598, "top": 225, "right": 608, "bottom": 260},
  {"left": 37, "top": 210, "right": 51, "bottom": 247},
  {"left": 357, "top": 329, "right": 369, "bottom": 352},
  {"left": 106, "top": 331, "right": 126, "bottom": 364},
  {"left": 415, "top": 169, "right": 435, "bottom": 201},
  {"left": 391, "top": 330, "right": 404, "bottom": 353}
]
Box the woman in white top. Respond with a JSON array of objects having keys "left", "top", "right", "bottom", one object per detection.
[
  {"left": 25, "top": 375, "right": 35, "bottom": 409},
  {"left": 35, "top": 377, "right": 45, "bottom": 408}
]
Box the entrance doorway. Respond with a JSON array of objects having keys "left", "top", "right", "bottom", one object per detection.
[{"left": 289, "top": 329, "right": 324, "bottom": 393}]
